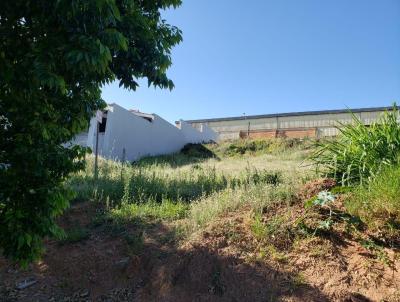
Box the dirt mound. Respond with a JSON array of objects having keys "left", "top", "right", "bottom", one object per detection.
[
  {"left": 137, "top": 212, "right": 328, "bottom": 302},
  {"left": 298, "top": 178, "right": 337, "bottom": 201},
  {"left": 138, "top": 209, "right": 400, "bottom": 302},
  {"left": 1, "top": 202, "right": 400, "bottom": 301},
  {"left": 0, "top": 203, "right": 143, "bottom": 301}
]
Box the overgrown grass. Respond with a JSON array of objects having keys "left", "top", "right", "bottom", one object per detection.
[
  {"left": 64, "top": 136, "right": 400, "bottom": 259},
  {"left": 70, "top": 159, "right": 288, "bottom": 204},
  {"left": 208, "top": 138, "right": 310, "bottom": 157},
  {"left": 67, "top": 139, "right": 315, "bottom": 239},
  {"left": 111, "top": 199, "right": 189, "bottom": 223},
  {"left": 306, "top": 105, "right": 400, "bottom": 241},
  {"left": 310, "top": 104, "right": 400, "bottom": 185},
  {"left": 58, "top": 227, "right": 90, "bottom": 245},
  {"left": 185, "top": 179, "right": 299, "bottom": 234},
  {"left": 346, "top": 164, "right": 400, "bottom": 235}
]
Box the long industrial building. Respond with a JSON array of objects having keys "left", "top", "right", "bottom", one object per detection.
[{"left": 182, "top": 106, "right": 397, "bottom": 140}]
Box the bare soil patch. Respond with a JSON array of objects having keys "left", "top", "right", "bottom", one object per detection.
[{"left": 1, "top": 201, "right": 400, "bottom": 301}]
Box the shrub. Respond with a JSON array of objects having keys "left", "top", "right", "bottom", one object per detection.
[
  {"left": 247, "top": 169, "right": 282, "bottom": 186},
  {"left": 225, "top": 140, "right": 271, "bottom": 156},
  {"left": 250, "top": 211, "right": 298, "bottom": 252},
  {"left": 346, "top": 164, "right": 400, "bottom": 235},
  {"left": 250, "top": 214, "right": 268, "bottom": 241},
  {"left": 310, "top": 104, "right": 400, "bottom": 185},
  {"left": 137, "top": 144, "right": 218, "bottom": 168},
  {"left": 180, "top": 143, "right": 217, "bottom": 159},
  {"left": 58, "top": 227, "right": 89, "bottom": 245},
  {"left": 214, "top": 138, "right": 306, "bottom": 157},
  {"left": 0, "top": 0, "right": 182, "bottom": 266}
]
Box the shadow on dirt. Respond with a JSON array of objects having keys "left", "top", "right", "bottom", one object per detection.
[
  {"left": 0, "top": 204, "right": 330, "bottom": 302},
  {"left": 136, "top": 239, "right": 330, "bottom": 302}
]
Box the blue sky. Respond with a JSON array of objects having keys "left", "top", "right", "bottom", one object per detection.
[{"left": 102, "top": 0, "right": 400, "bottom": 123}]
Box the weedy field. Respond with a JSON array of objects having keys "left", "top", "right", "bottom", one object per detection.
[{"left": 1, "top": 135, "right": 400, "bottom": 301}]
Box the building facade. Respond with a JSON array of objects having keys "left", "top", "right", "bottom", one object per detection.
[
  {"left": 183, "top": 106, "right": 397, "bottom": 140},
  {"left": 70, "top": 103, "right": 218, "bottom": 161}
]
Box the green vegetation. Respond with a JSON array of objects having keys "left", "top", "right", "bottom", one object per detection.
[
  {"left": 346, "top": 164, "right": 400, "bottom": 234},
  {"left": 58, "top": 227, "right": 90, "bottom": 245},
  {"left": 0, "top": 1, "right": 182, "bottom": 265},
  {"left": 134, "top": 138, "right": 310, "bottom": 168},
  {"left": 310, "top": 104, "right": 400, "bottom": 185},
  {"left": 136, "top": 143, "right": 217, "bottom": 168},
  {"left": 250, "top": 214, "right": 269, "bottom": 241},
  {"left": 209, "top": 138, "right": 309, "bottom": 157},
  {"left": 70, "top": 159, "right": 286, "bottom": 205},
  {"left": 305, "top": 105, "right": 400, "bottom": 246},
  {"left": 185, "top": 180, "right": 297, "bottom": 234},
  {"left": 67, "top": 140, "right": 313, "bottom": 240},
  {"left": 6, "top": 106, "right": 399, "bottom": 267},
  {"left": 112, "top": 200, "right": 189, "bottom": 223},
  {"left": 251, "top": 213, "right": 291, "bottom": 243}
]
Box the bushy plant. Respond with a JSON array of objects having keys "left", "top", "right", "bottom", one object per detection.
[
  {"left": 225, "top": 140, "right": 271, "bottom": 156},
  {"left": 346, "top": 164, "right": 400, "bottom": 234},
  {"left": 213, "top": 138, "right": 306, "bottom": 157},
  {"left": 137, "top": 144, "right": 218, "bottom": 168},
  {"left": 180, "top": 143, "right": 217, "bottom": 159},
  {"left": 310, "top": 104, "right": 400, "bottom": 185},
  {"left": 0, "top": 0, "right": 182, "bottom": 265},
  {"left": 58, "top": 227, "right": 90, "bottom": 245},
  {"left": 111, "top": 199, "right": 189, "bottom": 223}
]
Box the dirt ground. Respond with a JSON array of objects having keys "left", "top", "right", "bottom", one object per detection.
[{"left": 1, "top": 201, "right": 400, "bottom": 302}]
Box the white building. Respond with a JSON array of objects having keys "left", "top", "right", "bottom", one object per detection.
[{"left": 72, "top": 103, "right": 218, "bottom": 161}]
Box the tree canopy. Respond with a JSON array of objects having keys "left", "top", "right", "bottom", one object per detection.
[{"left": 0, "top": 0, "right": 182, "bottom": 265}]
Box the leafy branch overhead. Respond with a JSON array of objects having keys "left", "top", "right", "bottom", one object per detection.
[{"left": 0, "top": 0, "right": 182, "bottom": 265}]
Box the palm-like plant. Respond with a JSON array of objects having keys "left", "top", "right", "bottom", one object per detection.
[{"left": 310, "top": 104, "right": 400, "bottom": 185}]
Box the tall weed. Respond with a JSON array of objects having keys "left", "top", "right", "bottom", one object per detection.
[
  {"left": 346, "top": 164, "right": 400, "bottom": 234},
  {"left": 67, "top": 141, "right": 312, "bottom": 237},
  {"left": 210, "top": 138, "right": 308, "bottom": 157},
  {"left": 310, "top": 104, "right": 400, "bottom": 185}
]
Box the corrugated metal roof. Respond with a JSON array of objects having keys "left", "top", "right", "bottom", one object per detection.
[{"left": 182, "top": 106, "right": 398, "bottom": 124}]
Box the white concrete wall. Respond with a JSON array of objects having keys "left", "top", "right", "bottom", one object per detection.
[
  {"left": 177, "top": 120, "right": 218, "bottom": 144},
  {"left": 200, "top": 124, "right": 219, "bottom": 142},
  {"left": 86, "top": 104, "right": 218, "bottom": 161},
  {"left": 177, "top": 120, "right": 203, "bottom": 143}
]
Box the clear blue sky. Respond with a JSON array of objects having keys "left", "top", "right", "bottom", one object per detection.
[{"left": 102, "top": 0, "right": 400, "bottom": 123}]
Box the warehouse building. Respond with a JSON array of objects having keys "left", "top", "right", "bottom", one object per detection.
[{"left": 182, "top": 106, "right": 397, "bottom": 140}]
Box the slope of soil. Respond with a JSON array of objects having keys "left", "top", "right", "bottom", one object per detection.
[{"left": 1, "top": 201, "right": 400, "bottom": 302}]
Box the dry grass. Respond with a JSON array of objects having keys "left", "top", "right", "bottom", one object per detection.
[{"left": 67, "top": 140, "right": 316, "bottom": 238}]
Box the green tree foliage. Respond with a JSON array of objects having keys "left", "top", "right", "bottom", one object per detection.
[{"left": 0, "top": 0, "right": 182, "bottom": 266}]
